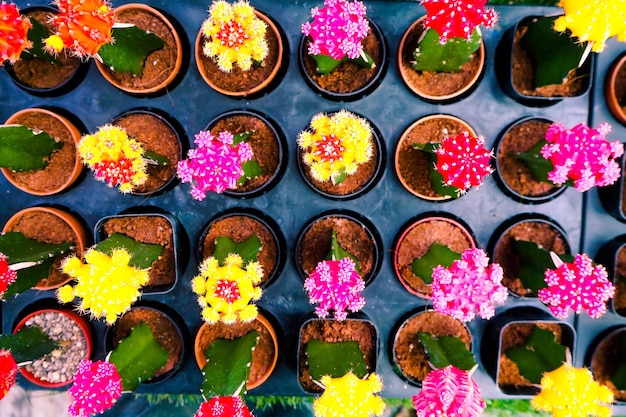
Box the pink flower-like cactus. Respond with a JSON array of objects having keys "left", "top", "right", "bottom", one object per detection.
[
  {"left": 67, "top": 360, "right": 123, "bottom": 417},
  {"left": 541, "top": 122, "right": 624, "bottom": 192},
  {"left": 434, "top": 132, "right": 493, "bottom": 195},
  {"left": 195, "top": 396, "right": 252, "bottom": 417},
  {"left": 301, "top": 0, "right": 370, "bottom": 60},
  {"left": 431, "top": 248, "right": 507, "bottom": 322},
  {"left": 421, "top": 0, "right": 498, "bottom": 43},
  {"left": 177, "top": 130, "right": 253, "bottom": 200},
  {"left": 0, "top": 350, "right": 17, "bottom": 401},
  {"left": 413, "top": 365, "right": 485, "bottom": 417},
  {"left": 304, "top": 257, "right": 366, "bottom": 321},
  {"left": 538, "top": 253, "right": 615, "bottom": 319},
  {"left": 0, "top": 252, "right": 17, "bottom": 297}
]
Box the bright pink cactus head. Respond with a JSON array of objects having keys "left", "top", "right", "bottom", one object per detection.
[
  {"left": 195, "top": 396, "right": 252, "bottom": 417},
  {"left": 538, "top": 253, "right": 615, "bottom": 319},
  {"left": 541, "top": 122, "right": 624, "bottom": 192},
  {"left": 0, "top": 2, "right": 32, "bottom": 64},
  {"left": 0, "top": 252, "right": 17, "bottom": 297},
  {"left": 421, "top": 0, "right": 498, "bottom": 43},
  {"left": 431, "top": 248, "right": 507, "bottom": 322},
  {"left": 177, "top": 130, "right": 253, "bottom": 200},
  {"left": 67, "top": 360, "right": 123, "bottom": 417},
  {"left": 0, "top": 350, "right": 17, "bottom": 401},
  {"left": 413, "top": 365, "right": 485, "bottom": 417},
  {"left": 301, "top": 0, "right": 370, "bottom": 60},
  {"left": 303, "top": 257, "right": 366, "bottom": 321},
  {"left": 434, "top": 132, "right": 493, "bottom": 194}
]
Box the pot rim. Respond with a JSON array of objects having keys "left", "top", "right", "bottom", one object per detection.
[{"left": 605, "top": 52, "right": 626, "bottom": 126}]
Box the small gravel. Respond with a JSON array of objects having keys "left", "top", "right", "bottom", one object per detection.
[{"left": 23, "top": 311, "right": 88, "bottom": 384}]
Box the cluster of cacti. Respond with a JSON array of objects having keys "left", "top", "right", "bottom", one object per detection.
[
  {"left": 313, "top": 371, "right": 385, "bottom": 417},
  {"left": 0, "top": 3, "right": 32, "bottom": 64},
  {"left": 298, "top": 110, "right": 373, "bottom": 185},
  {"left": 201, "top": 0, "right": 268, "bottom": 72},
  {"left": 67, "top": 359, "right": 123, "bottom": 417},
  {"left": 195, "top": 396, "right": 252, "bottom": 417},
  {"left": 0, "top": 253, "right": 17, "bottom": 298},
  {"left": 0, "top": 349, "right": 17, "bottom": 401}
]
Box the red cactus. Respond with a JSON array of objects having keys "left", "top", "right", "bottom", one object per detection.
[
  {"left": 0, "top": 2, "right": 32, "bottom": 64},
  {"left": 195, "top": 396, "right": 252, "bottom": 417},
  {"left": 421, "top": 0, "right": 498, "bottom": 43},
  {"left": 0, "top": 350, "right": 17, "bottom": 401},
  {"left": 0, "top": 252, "right": 17, "bottom": 297}
]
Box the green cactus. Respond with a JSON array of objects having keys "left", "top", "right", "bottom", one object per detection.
[
  {"left": 514, "top": 240, "right": 574, "bottom": 295},
  {"left": 411, "top": 242, "right": 462, "bottom": 284},
  {"left": 23, "top": 19, "right": 57, "bottom": 63},
  {"left": 213, "top": 234, "right": 262, "bottom": 267},
  {"left": 232, "top": 131, "right": 263, "bottom": 184},
  {"left": 413, "top": 28, "right": 481, "bottom": 73},
  {"left": 305, "top": 340, "right": 368, "bottom": 381},
  {"left": 0, "top": 125, "right": 62, "bottom": 172},
  {"left": 325, "top": 229, "right": 360, "bottom": 274},
  {"left": 95, "top": 233, "right": 163, "bottom": 269},
  {"left": 97, "top": 26, "right": 164, "bottom": 76},
  {"left": 0, "top": 325, "right": 59, "bottom": 363},
  {"left": 418, "top": 332, "right": 476, "bottom": 371}
]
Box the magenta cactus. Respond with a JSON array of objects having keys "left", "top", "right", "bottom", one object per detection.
[
  {"left": 421, "top": 0, "right": 498, "bottom": 43},
  {"left": 413, "top": 365, "right": 485, "bottom": 417},
  {"left": 538, "top": 253, "right": 615, "bottom": 319},
  {"left": 195, "top": 396, "right": 252, "bottom": 417},
  {"left": 177, "top": 130, "right": 253, "bottom": 200},
  {"left": 431, "top": 248, "right": 507, "bottom": 322},
  {"left": 67, "top": 359, "right": 123, "bottom": 417},
  {"left": 303, "top": 257, "right": 366, "bottom": 321},
  {"left": 540, "top": 122, "right": 624, "bottom": 192}
]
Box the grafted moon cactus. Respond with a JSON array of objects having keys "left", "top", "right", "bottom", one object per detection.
[{"left": 0, "top": 3, "right": 32, "bottom": 64}]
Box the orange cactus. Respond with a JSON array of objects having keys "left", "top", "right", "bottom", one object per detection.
[{"left": 0, "top": 3, "right": 32, "bottom": 64}]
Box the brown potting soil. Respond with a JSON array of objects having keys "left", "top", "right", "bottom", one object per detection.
[
  {"left": 397, "top": 117, "right": 472, "bottom": 198},
  {"left": 5, "top": 111, "right": 77, "bottom": 193},
  {"left": 395, "top": 219, "right": 474, "bottom": 297},
  {"left": 10, "top": 10, "right": 81, "bottom": 90},
  {"left": 492, "top": 221, "right": 569, "bottom": 297},
  {"left": 298, "top": 318, "right": 377, "bottom": 392},
  {"left": 102, "top": 216, "right": 175, "bottom": 288},
  {"left": 302, "top": 24, "right": 382, "bottom": 94},
  {"left": 614, "top": 247, "right": 626, "bottom": 314},
  {"left": 113, "top": 113, "right": 180, "bottom": 194},
  {"left": 496, "top": 119, "right": 560, "bottom": 197},
  {"left": 201, "top": 215, "right": 278, "bottom": 286},
  {"left": 209, "top": 114, "right": 280, "bottom": 193},
  {"left": 298, "top": 216, "right": 375, "bottom": 282},
  {"left": 393, "top": 311, "right": 471, "bottom": 384},
  {"left": 591, "top": 329, "right": 626, "bottom": 401},
  {"left": 112, "top": 307, "right": 182, "bottom": 378}
]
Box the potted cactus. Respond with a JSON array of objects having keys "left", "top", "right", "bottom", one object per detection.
[
  {"left": 398, "top": 0, "right": 497, "bottom": 102},
  {"left": 299, "top": 0, "right": 387, "bottom": 101},
  {"left": 588, "top": 326, "right": 626, "bottom": 403},
  {"left": 309, "top": 370, "right": 385, "bottom": 417}
]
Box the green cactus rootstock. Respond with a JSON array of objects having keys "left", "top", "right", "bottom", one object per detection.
[
  {"left": 0, "top": 125, "right": 62, "bottom": 172},
  {"left": 305, "top": 340, "right": 368, "bottom": 382},
  {"left": 418, "top": 332, "right": 476, "bottom": 371},
  {"left": 97, "top": 26, "right": 164, "bottom": 76},
  {"left": 0, "top": 325, "right": 59, "bottom": 364},
  {"left": 95, "top": 233, "right": 163, "bottom": 269},
  {"left": 412, "top": 242, "right": 462, "bottom": 284},
  {"left": 233, "top": 131, "right": 263, "bottom": 185},
  {"left": 610, "top": 332, "right": 626, "bottom": 391},
  {"left": 24, "top": 19, "right": 57, "bottom": 63},
  {"left": 514, "top": 240, "right": 574, "bottom": 295},
  {"left": 326, "top": 229, "right": 361, "bottom": 273},
  {"left": 412, "top": 28, "right": 481, "bottom": 73},
  {"left": 213, "top": 234, "right": 262, "bottom": 267}
]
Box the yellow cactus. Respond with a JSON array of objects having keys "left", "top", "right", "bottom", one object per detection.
[
  {"left": 201, "top": 0, "right": 269, "bottom": 72},
  {"left": 532, "top": 363, "right": 614, "bottom": 417},
  {"left": 554, "top": 0, "right": 626, "bottom": 52},
  {"left": 57, "top": 248, "right": 149, "bottom": 325},
  {"left": 191, "top": 254, "right": 263, "bottom": 324},
  {"left": 314, "top": 371, "right": 385, "bottom": 417}
]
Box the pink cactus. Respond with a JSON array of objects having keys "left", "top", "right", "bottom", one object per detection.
[
  {"left": 538, "top": 253, "right": 615, "bottom": 319},
  {"left": 177, "top": 130, "right": 253, "bottom": 200},
  {"left": 195, "top": 396, "right": 252, "bottom": 417},
  {"left": 301, "top": 0, "right": 370, "bottom": 60},
  {"left": 0, "top": 2, "right": 32, "bottom": 64},
  {"left": 304, "top": 257, "right": 366, "bottom": 321},
  {"left": 434, "top": 132, "right": 493, "bottom": 195},
  {"left": 0, "top": 252, "right": 17, "bottom": 297},
  {"left": 431, "top": 248, "right": 507, "bottom": 322},
  {"left": 421, "top": 0, "right": 498, "bottom": 43},
  {"left": 541, "top": 122, "right": 624, "bottom": 192},
  {"left": 0, "top": 350, "right": 17, "bottom": 401},
  {"left": 413, "top": 365, "right": 485, "bottom": 417},
  {"left": 67, "top": 360, "right": 123, "bottom": 417}
]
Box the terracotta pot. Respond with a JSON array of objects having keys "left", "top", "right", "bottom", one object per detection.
[
  {"left": 205, "top": 109, "right": 286, "bottom": 198},
  {"left": 398, "top": 15, "right": 486, "bottom": 103},
  {"left": 393, "top": 212, "right": 477, "bottom": 298},
  {"left": 587, "top": 326, "right": 626, "bottom": 403},
  {"left": 394, "top": 114, "right": 477, "bottom": 201},
  {"left": 481, "top": 306, "right": 575, "bottom": 395},
  {"left": 195, "top": 9, "right": 284, "bottom": 98},
  {"left": 297, "top": 312, "right": 378, "bottom": 393},
  {"left": 2, "top": 107, "right": 84, "bottom": 196},
  {"left": 494, "top": 116, "right": 565, "bottom": 204},
  {"left": 605, "top": 53, "right": 626, "bottom": 126},
  {"left": 598, "top": 142, "right": 626, "bottom": 223},
  {"left": 298, "top": 17, "right": 388, "bottom": 101},
  {"left": 390, "top": 308, "right": 472, "bottom": 387},
  {"left": 295, "top": 209, "right": 382, "bottom": 287},
  {"left": 95, "top": 4, "right": 184, "bottom": 96},
  {"left": 595, "top": 235, "right": 626, "bottom": 317},
  {"left": 194, "top": 310, "right": 280, "bottom": 390},
  {"left": 3, "top": 206, "right": 88, "bottom": 291}
]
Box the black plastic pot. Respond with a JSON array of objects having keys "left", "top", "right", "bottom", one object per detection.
[
  {"left": 605, "top": 52, "right": 626, "bottom": 126},
  {"left": 595, "top": 234, "right": 626, "bottom": 317},
  {"left": 585, "top": 325, "right": 626, "bottom": 404},
  {"left": 598, "top": 143, "right": 626, "bottom": 223}
]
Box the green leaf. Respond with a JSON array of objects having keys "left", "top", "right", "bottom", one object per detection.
[
  {"left": 325, "top": 229, "right": 360, "bottom": 274},
  {"left": 232, "top": 131, "right": 253, "bottom": 145},
  {"left": 109, "top": 322, "right": 169, "bottom": 391},
  {"left": 239, "top": 160, "right": 263, "bottom": 184},
  {"left": 513, "top": 139, "right": 554, "bottom": 184},
  {"left": 505, "top": 326, "right": 568, "bottom": 384},
  {"left": 213, "top": 235, "right": 262, "bottom": 267},
  {"left": 0, "top": 125, "right": 62, "bottom": 172},
  {"left": 514, "top": 240, "right": 573, "bottom": 295},
  {"left": 0, "top": 325, "right": 58, "bottom": 363},
  {"left": 143, "top": 150, "right": 169, "bottom": 167},
  {"left": 331, "top": 169, "right": 347, "bottom": 185},
  {"left": 520, "top": 16, "right": 587, "bottom": 88},
  {"left": 413, "top": 28, "right": 481, "bottom": 72},
  {"left": 98, "top": 26, "right": 164, "bottom": 75},
  {"left": 201, "top": 330, "right": 259, "bottom": 397},
  {"left": 418, "top": 333, "right": 476, "bottom": 371},
  {"left": 3, "top": 258, "right": 56, "bottom": 299},
  {"left": 23, "top": 19, "right": 56, "bottom": 63},
  {"left": 95, "top": 233, "right": 164, "bottom": 269},
  {"left": 310, "top": 54, "right": 345, "bottom": 74},
  {"left": 411, "top": 242, "right": 462, "bottom": 284},
  {"left": 610, "top": 332, "right": 626, "bottom": 390},
  {"left": 305, "top": 340, "right": 367, "bottom": 381}
]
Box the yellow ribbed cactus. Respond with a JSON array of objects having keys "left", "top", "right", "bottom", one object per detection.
[
  {"left": 314, "top": 371, "right": 385, "bottom": 417},
  {"left": 57, "top": 248, "right": 149, "bottom": 325},
  {"left": 191, "top": 254, "right": 263, "bottom": 324},
  {"left": 554, "top": 0, "right": 626, "bottom": 52}
]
